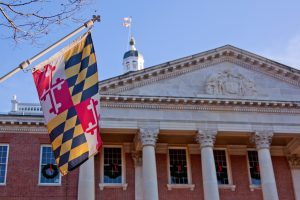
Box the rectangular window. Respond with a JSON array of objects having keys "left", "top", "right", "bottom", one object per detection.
[
  {"left": 39, "top": 146, "right": 61, "bottom": 185},
  {"left": 213, "top": 150, "right": 229, "bottom": 184},
  {"left": 0, "top": 144, "right": 9, "bottom": 185},
  {"left": 103, "top": 147, "right": 123, "bottom": 184},
  {"left": 168, "top": 149, "right": 189, "bottom": 184},
  {"left": 248, "top": 151, "right": 261, "bottom": 185}
]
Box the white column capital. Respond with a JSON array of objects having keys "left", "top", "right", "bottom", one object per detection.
[
  {"left": 287, "top": 155, "right": 300, "bottom": 169},
  {"left": 196, "top": 129, "right": 217, "bottom": 148},
  {"left": 132, "top": 151, "right": 143, "bottom": 167},
  {"left": 139, "top": 128, "right": 159, "bottom": 147},
  {"left": 252, "top": 130, "right": 273, "bottom": 149}
]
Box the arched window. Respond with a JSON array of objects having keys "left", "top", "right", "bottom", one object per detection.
[
  {"left": 126, "top": 62, "right": 130, "bottom": 69},
  {"left": 132, "top": 61, "right": 137, "bottom": 69}
]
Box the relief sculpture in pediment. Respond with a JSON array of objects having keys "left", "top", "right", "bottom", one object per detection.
[{"left": 206, "top": 69, "right": 257, "bottom": 96}]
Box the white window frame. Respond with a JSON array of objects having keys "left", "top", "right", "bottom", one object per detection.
[
  {"left": 213, "top": 148, "right": 236, "bottom": 191},
  {"left": 132, "top": 60, "right": 137, "bottom": 69},
  {"left": 0, "top": 144, "right": 9, "bottom": 186},
  {"left": 99, "top": 145, "right": 127, "bottom": 190},
  {"left": 167, "top": 147, "right": 195, "bottom": 191},
  {"left": 247, "top": 149, "right": 262, "bottom": 191},
  {"left": 38, "top": 145, "right": 61, "bottom": 186}
]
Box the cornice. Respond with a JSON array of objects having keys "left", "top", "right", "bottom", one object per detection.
[
  {"left": 0, "top": 115, "right": 46, "bottom": 133},
  {"left": 99, "top": 46, "right": 300, "bottom": 94},
  {"left": 0, "top": 125, "right": 47, "bottom": 133},
  {"left": 100, "top": 95, "right": 300, "bottom": 114},
  {"left": 0, "top": 117, "right": 45, "bottom": 126}
]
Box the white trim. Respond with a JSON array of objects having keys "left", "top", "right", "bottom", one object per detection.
[
  {"left": 246, "top": 149, "right": 262, "bottom": 190},
  {"left": 167, "top": 184, "right": 195, "bottom": 191},
  {"left": 249, "top": 184, "right": 262, "bottom": 191},
  {"left": 218, "top": 184, "right": 236, "bottom": 191},
  {"left": 38, "top": 145, "right": 61, "bottom": 186},
  {"left": 167, "top": 147, "right": 193, "bottom": 186},
  {"left": 99, "top": 145, "right": 128, "bottom": 190},
  {"left": 213, "top": 148, "right": 235, "bottom": 186},
  {"left": 99, "top": 183, "right": 128, "bottom": 191},
  {"left": 0, "top": 144, "right": 9, "bottom": 186}
]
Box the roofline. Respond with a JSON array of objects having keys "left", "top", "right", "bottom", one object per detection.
[{"left": 99, "top": 44, "right": 300, "bottom": 84}]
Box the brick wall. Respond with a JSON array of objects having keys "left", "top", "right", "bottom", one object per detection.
[
  {"left": 273, "top": 156, "right": 295, "bottom": 200},
  {"left": 157, "top": 154, "right": 294, "bottom": 200},
  {"left": 219, "top": 155, "right": 263, "bottom": 200},
  {"left": 0, "top": 132, "right": 296, "bottom": 200},
  {"left": 0, "top": 132, "right": 78, "bottom": 200}
]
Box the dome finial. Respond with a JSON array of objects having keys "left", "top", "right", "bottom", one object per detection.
[{"left": 130, "top": 37, "right": 136, "bottom": 50}]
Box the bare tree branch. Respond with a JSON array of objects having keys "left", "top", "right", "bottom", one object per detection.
[{"left": 0, "top": 0, "right": 92, "bottom": 43}]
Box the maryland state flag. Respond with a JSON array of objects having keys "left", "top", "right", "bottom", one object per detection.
[{"left": 32, "top": 32, "right": 102, "bottom": 175}]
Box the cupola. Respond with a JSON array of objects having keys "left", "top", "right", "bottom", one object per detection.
[{"left": 122, "top": 37, "right": 144, "bottom": 73}]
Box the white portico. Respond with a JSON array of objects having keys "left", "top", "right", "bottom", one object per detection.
[{"left": 76, "top": 45, "right": 300, "bottom": 200}]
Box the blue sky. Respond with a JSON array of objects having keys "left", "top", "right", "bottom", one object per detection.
[{"left": 1, "top": 0, "right": 300, "bottom": 112}]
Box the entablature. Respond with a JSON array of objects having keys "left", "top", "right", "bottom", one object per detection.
[{"left": 100, "top": 94, "right": 300, "bottom": 114}]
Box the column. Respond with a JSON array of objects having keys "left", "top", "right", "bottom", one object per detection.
[
  {"left": 139, "top": 128, "right": 159, "bottom": 200},
  {"left": 78, "top": 156, "right": 95, "bottom": 200},
  {"left": 196, "top": 129, "right": 220, "bottom": 200},
  {"left": 253, "top": 131, "right": 279, "bottom": 200},
  {"left": 287, "top": 155, "right": 300, "bottom": 200},
  {"left": 132, "top": 151, "right": 143, "bottom": 200}
]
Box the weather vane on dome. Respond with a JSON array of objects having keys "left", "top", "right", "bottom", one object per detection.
[
  {"left": 123, "top": 16, "right": 132, "bottom": 50},
  {"left": 121, "top": 16, "right": 144, "bottom": 73}
]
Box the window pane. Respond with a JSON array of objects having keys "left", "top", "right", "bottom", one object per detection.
[
  {"left": 169, "top": 149, "right": 188, "bottom": 184},
  {"left": 213, "top": 150, "right": 229, "bottom": 184},
  {"left": 248, "top": 151, "right": 261, "bottom": 185},
  {"left": 0, "top": 145, "right": 8, "bottom": 184},
  {"left": 103, "top": 148, "right": 122, "bottom": 183},
  {"left": 40, "top": 146, "right": 60, "bottom": 184}
]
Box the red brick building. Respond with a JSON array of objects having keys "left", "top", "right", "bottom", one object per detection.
[{"left": 0, "top": 45, "right": 300, "bottom": 200}]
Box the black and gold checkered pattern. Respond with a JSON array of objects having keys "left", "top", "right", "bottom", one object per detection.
[
  {"left": 47, "top": 106, "right": 89, "bottom": 175},
  {"left": 64, "top": 33, "right": 99, "bottom": 105}
]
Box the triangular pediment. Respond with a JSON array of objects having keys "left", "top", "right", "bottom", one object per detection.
[{"left": 99, "top": 45, "right": 300, "bottom": 101}]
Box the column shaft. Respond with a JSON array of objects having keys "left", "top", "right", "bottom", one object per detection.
[
  {"left": 201, "top": 147, "right": 220, "bottom": 200},
  {"left": 143, "top": 146, "right": 158, "bottom": 200},
  {"left": 253, "top": 131, "right": 279, "bottom": 200},
  {"left": 139, "top": 128, "right": 159, "bottom": 200},
  {"left": 291, "top": 169, "right": 300, "bottom": 200},
  {"left": 287, "top": 155, "right": 300, "bottom": 200},
  {"left": 257, "top": 148, "right": 278, "bottom": 200},
  {"left": 78, "top": 157, "right": 95, "bottom": 200},
  {"left": 133, "top": 152, "right": 143, "bottom": 200},
  {"left": 135, "top": 165, "right": 143, "bottom": 200},
  {"left": 196, "top": 129, "right": 220, "bottom": 200}
]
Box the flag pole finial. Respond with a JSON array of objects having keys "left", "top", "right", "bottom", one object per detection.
[{"left": 92, "top": 15, "right": 101, "bottom": 22}]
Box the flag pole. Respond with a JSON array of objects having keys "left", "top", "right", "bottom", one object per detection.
[{"left": 0, "top": 15, "right": 101, "bottom": 84}]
